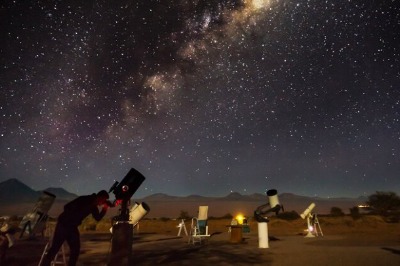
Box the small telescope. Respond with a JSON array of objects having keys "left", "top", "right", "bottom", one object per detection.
[
  {"left": 300, "top": 203, "right": 323, "bottom": 237},
  {"left": 254, "top": 189, "right": 284, "bottom": 222},
  {"left": 300, "top": 202, "right": 315, "bottom": 219}
]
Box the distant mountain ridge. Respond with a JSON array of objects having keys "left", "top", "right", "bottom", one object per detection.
[
  {"left": 0, "top": 178, "right": 78, "bottom": 203},
  {"left": 140, "top": 191, "right": 366, "bottom": 202},
  {"left": 0, "top": 178, "right": 39, "bottom": 203},
  {"left": 0, "top": 178, "right": 367, "bottom": 203},
  {"left": 41, "top": 187, "right": 78, "bottom": 200},
  {"left": 0, "top": 178, "right": 368, "bottom": 217}
]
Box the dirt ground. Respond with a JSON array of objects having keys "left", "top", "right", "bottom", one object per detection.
[{"left": 3, "top": 216, "right": 400, "bottom": 266}]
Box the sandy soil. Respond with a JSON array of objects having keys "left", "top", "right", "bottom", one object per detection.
[{"left": 3, "top": 216, "right": 400, "bottom": 266}]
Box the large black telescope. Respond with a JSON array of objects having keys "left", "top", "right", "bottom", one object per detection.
[
  {"left": 108, "top": 168, "right": 149, "bottom": 266},
  {"left": 109, "top": 168, "right": 145, "bottom": 201}
]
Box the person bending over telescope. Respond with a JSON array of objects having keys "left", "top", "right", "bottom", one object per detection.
[{"left": 41, "top": 190, "right": 112, "bottom": 266}]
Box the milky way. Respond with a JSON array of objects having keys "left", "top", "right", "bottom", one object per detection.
[{"left": 1, "top": 0, "right": 399, "bottom": 198}]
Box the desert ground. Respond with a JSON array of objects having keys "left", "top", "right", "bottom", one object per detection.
[{"left": 2, "top": 215, "right": 400, "bottom": 266}]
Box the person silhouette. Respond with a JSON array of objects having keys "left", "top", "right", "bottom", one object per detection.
[{"left": 41, "top": 190, "right": 110, "bottom": 266}]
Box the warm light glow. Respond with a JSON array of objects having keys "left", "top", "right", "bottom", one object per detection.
[{"left": 235, "top": 214, "right": 245, "bottom": 224}]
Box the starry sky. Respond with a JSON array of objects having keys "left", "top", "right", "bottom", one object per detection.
[{"left": 1, "top": 0, "right": 399, "bottom": 199}]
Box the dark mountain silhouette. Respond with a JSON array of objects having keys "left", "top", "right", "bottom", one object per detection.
[
  {"left": 41, "top": 187, "right": 77, "bottom": 200},
  {"left": 247, "top": 193, "right": 267, "bottom": 201},
  {"left": 0, "top": 178, "right": 368, "bottom": 217},
  {"left": 185, "top": 194, "right": 207, "bottom": 198},
  {"left": 222, "top": 192, "right": 245, "bottom": 200},
  {"left": 220, "top": 192, "right": 267, "bottom": 201},
  {"left": 184, "top": 194, "right": 211, "bottom": 201},
  {"left": 0, "top": 178, "right": 39, "bottom": 203},
  {"left": 0, "top": 178, "right": 77, "bottom": 204},
  {"left": 142, "top": 193, "right": 181, "bottom": 201}
]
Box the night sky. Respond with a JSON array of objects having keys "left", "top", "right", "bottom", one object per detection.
[{"left": 1, "top": 0, "right": 399, "bottom": 198}]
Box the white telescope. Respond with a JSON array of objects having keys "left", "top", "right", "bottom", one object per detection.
[
  {"left": 300, "top": 203, "right": 323, "bottom": 237},
  {"left": 129, "top": 202, "right": 150, "bottom": 225},
  {"left": 267, "top": 189, "right": 280, "bottom": 209},
  {"left": 300, "top": 202, "right": 315, "bottom": 219},
  {"left": 255, "top": 189, "right": 283, "bottom": 249}
]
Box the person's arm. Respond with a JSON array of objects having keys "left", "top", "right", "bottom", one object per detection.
[{"left": 91, "top": 203, "right": 109, "bottom": 221}]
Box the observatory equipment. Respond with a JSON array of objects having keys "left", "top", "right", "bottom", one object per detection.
[
  {"left": 254, "top": 189, "right": 283, "bottom": 222},
  {"left": 254, "top": 189, "right": 283, "bottom": 248},
  {"left": 300, "top": 203, "right": 323, "bottom": 237},
  {"left": 19, "top": 191, "right": 56, "bottom": 238},
  {"left": 300, "top": 202, "right": 315, "bottom": 219},
  {"left": 108, "top": 168, "right": 150, "bottom": 266},
  {"left": 109, "top": 169, "right": 145, "bottom": 202},
  {"left": 129, "top": 202, "right": 150, "bottom": 226}
]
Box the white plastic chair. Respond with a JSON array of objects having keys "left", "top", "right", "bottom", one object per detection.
[{"left": 188, "top": 206, "right": 210, "bottom": 244}]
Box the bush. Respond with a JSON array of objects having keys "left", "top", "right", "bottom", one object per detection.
[
  {"left": 330, "top": 207, "right": 345, "bottom": 217},
  {"left": 349, "top": 206, "right": 361, "bottom": 220},
  {"left": 220, "top": 213, "right": 233, "bottom": 219},
  {"left": 277, "top": 211, "right": 300, "bottom": 220},
  {"left": 367, "top": 191, "right": 400, "bottom": 216},
  {"left": 178, "top": 210, "right": 190, "bottom": 220}
]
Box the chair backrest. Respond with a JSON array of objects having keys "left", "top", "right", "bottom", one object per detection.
[
  {"left": 197, "top": 206, "right": 208, "bottom": 235},
  {"left": 198, "top": 206, "right": 208, "bottom": 220}
]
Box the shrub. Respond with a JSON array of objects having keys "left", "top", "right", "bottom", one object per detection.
[
  {"left": 220, "top": 213, "right": 233, "bottom": 219},
  {"left": 349, "top": 206, "right": 361, "bottom": 220},
  {"left": 367, "top": 191, "right": 400, "bottom": 216},
  {"left": 277, "top": 210, "right": 300, "bottom": 220},
  {"left": 330, "top": 207, "right": 345, "bottom": 217},
  {"left": 178, "top": 210, "right": 190, "bottom": 220}
]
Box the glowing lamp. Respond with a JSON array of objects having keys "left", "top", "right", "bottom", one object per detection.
[{"left": 235, "top": 214, "right": 245, "bottom": 225}]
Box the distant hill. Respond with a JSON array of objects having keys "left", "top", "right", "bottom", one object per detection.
[
  {"left": 142, "top": 193, "right": 181, "bottom": 201},
  {"left": 218, "top": 192, "right": 266, "bottom": 201},
  {"left": 223, "top": 192, "right": 245, "bottom": 200},
  {"left": 0, "top": 178, "right": 368, "bottom": 217},
  {"left": 0, "top": 178, "right": 39, "bottom": 203},
  {"left": 41, "top": 187, "right": 77, "bottom": 201},
  {"left": 0, "top": 178, "right": 77, "bottom": 204},
  {"left": 136, "top": 191, "right": 367, "bottom": 218}
]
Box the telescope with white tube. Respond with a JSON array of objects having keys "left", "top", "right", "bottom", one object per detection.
[
  {"left": 300, "top": 202, "right": 315, "bottom": 219},
  {"left": 254, "top": 189, "right": 284, "bottom": 222},
  {"left": 129, "top": 202, "right": 150, "bottom": 226},
  {"left": 300, "top": 203, "right": 323, "bottom": 237},
  {"left": 254, "top": 189, "right": 283, "bottom": 248},
  {"left": 108, "top": 168, "right": 150, "bottom": 266}
]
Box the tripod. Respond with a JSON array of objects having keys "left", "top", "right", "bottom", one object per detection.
[{"left": 305, "top": 213, "right": 323, "bottom": 237}]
